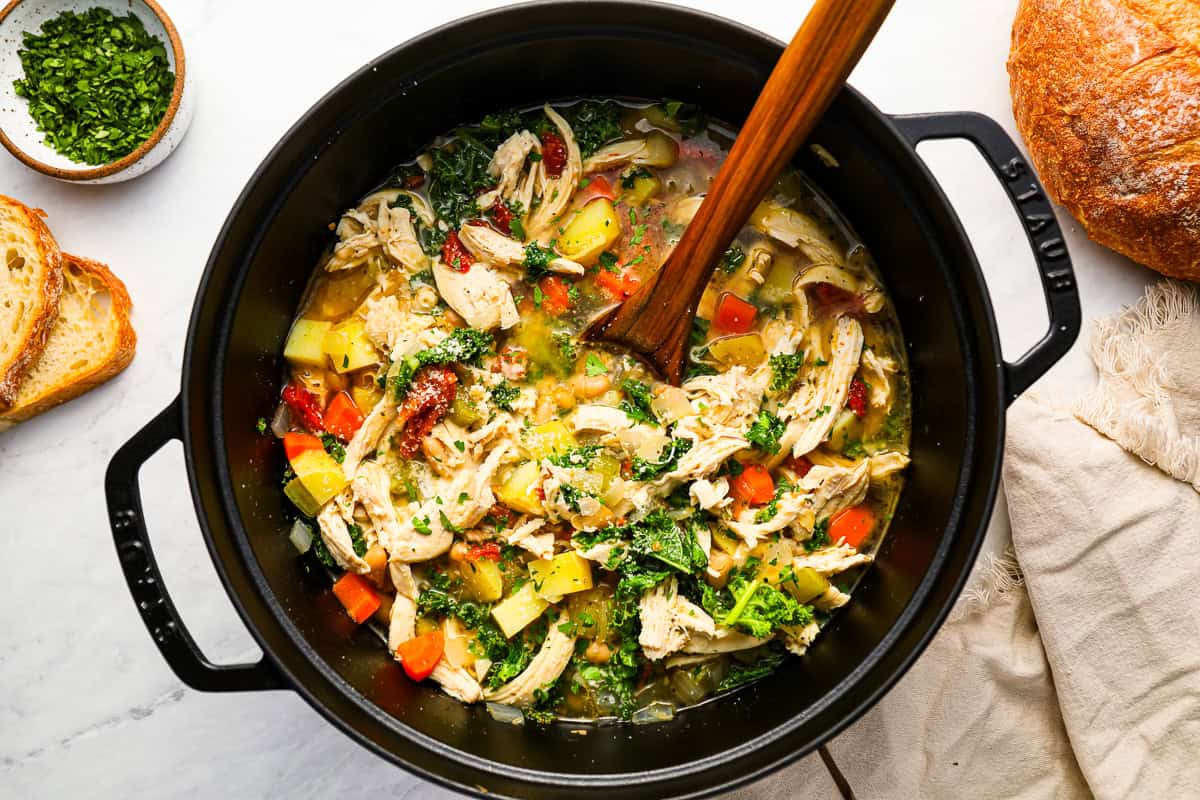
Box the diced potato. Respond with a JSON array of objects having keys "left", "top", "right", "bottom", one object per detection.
[
  {"left": 529, "top": 552, "right": 594, "bottom": 601},
  {"left": 290, "top": 449, "right": 350, "bottom": 507},
  {"left": 308, "top": 267, "right": 376, "bottom": 319},
  {"left": 785, "top": 566, "right": 830, "bottom": 604},
  {"left": 284, "top": 319, "right": 333, "bottom": 369},
  {"left": 708, "top": 333, "right": 767, "bottom": 368},
  {"left": 494, "top": 460, "right": 544, "bottom": 515},
  {"left": 622, "top": 173, "right": 662, "bottom": 206},
  {"left": 652, "top": 385, "right": 692, "bottom": 423},
  {"left": 492, "top": 582, "right": 550, "bottom": 638},
  {"left": 283, "top": 478, "right": 321, "bottom": 517},
  {"left": 756, "top": 539, "right": 795, "bottom": 586},
  {"left": 416, "top": 616, "right": 440, "bottom": 636},
  {"left": 457, "top": 557, "right": 504, "bottom": 603},
  {"left": 557, "top": 198, "right": 621, "bottom": 266},
  {"left": 634, "top": 131, "right": 679, "bottom": 168},
  {"left": 448, "top": 393, "right": 482, "bottom": 427},
  {"left": 827, "top": 408, "right": 864, "bottom": 453},
  {"left": 759, "top": 251, "right": 800, "bottom": 305},
  {"left": 322, "top": 318, "right": 379, "bottom": 374},
  {"left": 525, "top": 420, "right": 577, "bottom": 461}
]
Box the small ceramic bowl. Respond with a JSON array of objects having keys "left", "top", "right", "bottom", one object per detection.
[{"left": 0, "top": 0, "right": 191, "bottom": 183}]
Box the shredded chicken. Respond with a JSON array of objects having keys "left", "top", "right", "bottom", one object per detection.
[
  {"left": 316, "top": 500, "right": 371, "bottom": 573},
  {"left": 753, "top": 204, "right": 844, "bottom": 267},
  {"left": 504, "top": 517, "right": 554, "bottom": 559},
  {"left": 458, "top": 223, "right": 527, "bottom": 267},
  {"left": 782, "top": 621, "right": 821, "bottom": 657},
  {"left": 868, "top": 451, "right": 910, "bottom": 481},
  {"left": 682, "top": 627, "right": 769, "bottom": 654},
  {"left": 859, "top": 349, "right": 897, "bottom": 408},
  {"left": 792, "top": 543, "right": 872, "bottom": 577},
  {"left": 432, "top": 258, "right": 520, "bottom": 331},
  {"left": 773, "top": 316, "right": 864, "bottom": 463},
  {"left": 485, "top": 624, "right": 576, "bottom": 706},
  {"left": 528, "top": 105, "right": 582, "bottom": 238},
  {"left": 343, "top": 395, "right": 398, "bottom": 478},
  {"left": 482, "top": 130, "right": 541, "bottom": 217},
  {"left": 581, "top": 138, "right": 647, "bottom": 173},
  {"left": 639, "top": 578, "right": 717, "bottom": 661},
  {"left": 352, "top": 461, "right": 405, "bottom": 547}
]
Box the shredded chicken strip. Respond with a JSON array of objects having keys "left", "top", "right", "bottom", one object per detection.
[
  {"left": 316, "top": 500, "right": 371, "bottom": 574},
  {"left": 773, "top": 316, "right": 864, "bottom": 463},
  {"left": 639, "top": 578, "right": 716, "bottom": 661},
  {"left": 792, "top": 543, "right": 872, "bottom": 577},
  {"left": 485, "top": 624, "right": 576, "bottom": 706},
  {"left": 528, "top": 105, "right": 582, "bottom": 238}
]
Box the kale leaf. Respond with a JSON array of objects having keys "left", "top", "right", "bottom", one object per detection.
[
  {"left": 619, "top": 379, "right": 658, "bottom": 426},
  {"left": 745, "top": 410, "right": 786, "bottom": 455},
  {"left": 717, "top": 644, "right": 788, "bottom": 692},
  {"left": 565, "top": 100, "right": 622, "bottom": 158},
  {"left": 768, "top": 352, "right": 805, "bottom": 392},
  {"left": 630, "top": 437, "right": 693, "bottom": 481}
]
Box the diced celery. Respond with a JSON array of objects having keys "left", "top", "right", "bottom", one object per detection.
[
  {"left": 784, "top": 566, "right": 830, "bottom": 604},
  {"left": 448, "top": 393, "right": 482, "bottom": 427},
  {"left": 708, "top": 333, "right": 766, "bottom": 368}
]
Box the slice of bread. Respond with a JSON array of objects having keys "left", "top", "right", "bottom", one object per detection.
[
  {"left": 0, "top": 253, "right": 136, "bottom": 431},
  {"left": 0, "top": 194, "right": 64, "bottom": 408}
]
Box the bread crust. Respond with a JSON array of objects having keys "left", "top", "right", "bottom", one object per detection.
[
  {"left": 0, "top": 253, "right": 136, "bottom": 430},
  {"left": 0, "top": 194, "right": 63, "bottom": 407},
  {"left": 1008, "top": 0, "right": 1200, "bottom": 281}
]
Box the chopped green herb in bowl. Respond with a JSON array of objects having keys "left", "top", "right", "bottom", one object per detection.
[{"left": 0, "top": 1, "right": 190, "bottom": 182}]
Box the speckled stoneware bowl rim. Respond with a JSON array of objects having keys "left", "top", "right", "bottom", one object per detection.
[{"left": 0, "top": 0, "right": 186, "bottom": 181}]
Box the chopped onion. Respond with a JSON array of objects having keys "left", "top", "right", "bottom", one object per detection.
[
  {"left": 269, "top": 403, "right": 291, "bottom": 438},
  {"left": 631, "top": 701, "right": 676, "bottom": 725},
  {"left": 486, "top": 703, "right": 525, "bottom": 726},
  {"left": 288, "top": 519, "right": 314, "bottom": 554}
]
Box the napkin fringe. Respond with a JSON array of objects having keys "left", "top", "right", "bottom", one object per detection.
[
  {"left": 1074, "top": 280, "right": 1200, "bottom": 490},
  {"left": 950, "top": 547, "right": 1023, "bottom": 622}
]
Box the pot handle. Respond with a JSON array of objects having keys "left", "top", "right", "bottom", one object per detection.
[
  {"left": 891, "top": 111, "right": 1081, "bottom": 404},
  {"left": 105, "top": 396, "right": 285, "bottom": 692}
]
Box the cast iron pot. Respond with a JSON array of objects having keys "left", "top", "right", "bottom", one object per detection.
[{"left": 105, "top": 2, "right": 1080, "bottom": 797}]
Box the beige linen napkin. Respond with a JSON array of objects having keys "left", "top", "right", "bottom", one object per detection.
[{"left": 735, "top": 281, "right": 1200, "bottom": 799}]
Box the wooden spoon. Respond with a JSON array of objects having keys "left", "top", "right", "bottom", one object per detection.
[{"left": 583, "top": 0, "right": 895, "bottom": 384}]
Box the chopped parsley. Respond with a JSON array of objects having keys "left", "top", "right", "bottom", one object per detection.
[
  {"left": 619, "top": 379, "right": 658, "bottom": 425},
  {"left": 490, "top": 380, "right": 520, "bottom": 412},
  {"left": 255, "top": 417, "right": 268, "bottom": 434},
  {"left": 413, "top": 515, "right": 433, "bottom": 536},
  {"left": 719, "top": 244, "right": 746, "bottom": 274},
  {"left": 630, "top": 438, "right": 693, "bottom": 481},
  {"left": 319, "top": 433, "right": 346, "bottom": 464},
  {"left": 524, "top": 242, "right": 555, "bottom": 280},
  {"left": 548, "top": 444, "right": 604, "bottom": 469},
  {"left": 558, "top": 483, "right": 594, "bottom": 513},
  {"left": 768, "top": 352, "right": 805, "bottom": 392},
  {"left": 598, "top": 251, "right": 620, "bottom": 273},
  {"left": 585, "top": 353, "right": 607, "bottom": 376},
  {"left": 745, "top": 410, "right": 785, "bottom": 454},
  {"left": 347, "top": 523, "right": 368, "bottom": 557},
  {"left": 805, "top": 518, "right": 831, "bottom": 552}
]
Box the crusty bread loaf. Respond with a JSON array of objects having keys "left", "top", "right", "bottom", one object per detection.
[
  {"left": 0, "top": 253, "right": 135, "bottom": 431},
  {"left": 0, "top": 194, "right": 63, "bottom": 407},
  {"left": 1008, "top": 0, "right": 1200, "bottom": 282}
]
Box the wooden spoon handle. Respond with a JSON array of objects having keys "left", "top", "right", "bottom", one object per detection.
[{"left": 585, "top": 0, "right": 894, "bottom": 384}]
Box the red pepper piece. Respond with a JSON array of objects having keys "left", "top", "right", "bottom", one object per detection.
[
  {"left": 394, "top": 366, "right": 458, "bottom": 458},
  {"left": 713, "top": 292, "right": 758, "bottom": 334},
  {"left": 847, "top": 378, "right": 868, "bottom": 419},
  {"left": 541, "top": 131, "right": 567, "bottom": 178},
  {"left": 282, "top": 383, "right": 324, "bottom": 432},
  {"left": 441, "top": 230, "right": 473, "bottom": 272}
]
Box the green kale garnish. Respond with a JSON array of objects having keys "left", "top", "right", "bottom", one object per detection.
[
  {"left": 717, "top": 644, "right": 788, "bottom": 692},
  {"left": 619, "top": 379, "right": 658, "bottom": 425},
  {"left": 319, "top": 433, "right": 346, "bottom": 464},
  {"left": 627, "top": 511, "right": 708, "bottom": 574},
  {"left": 565, "top": 100, "right": 622, "bottom": 158},
  {"left": 490, "top": 380, "right": 521, "bottom": 412},
  {"left": 745, "top": 410, "right": 785, "bottom": 454},
  {"left": 347, "top": 523, "right": 368, "bottom": 557},
  {"left": 547, "top": 444, "right": 604, "bottom": 469},
  {"left": 558, "top": 483, "right": 594, "bottom": 513},
  {"left": 391, "top": 327, "right": 494, "bottom": 399},
  {"left": 805, "top": 518, "right": 831, "bottom": 552},
  {"left": 705, "top": 559, "right": 813, "bottom": 638},
  {"left": 552, "top": 333, "right": 578, "bottom": 372},
  {"left": 524, "top": 242, "right": 555, "bottom": 281},
  {"left": 768, "top": 352, "right": 805, "bottom": 392},
  {"left": 719, "top": 244, "right": 746, "bottom": 274},
  {"left": 630, "top": 438, "right": 693, "bottom": 481}
]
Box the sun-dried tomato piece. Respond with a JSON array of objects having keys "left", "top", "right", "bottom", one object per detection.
[
  {"left": 847, "top": 378, "right": 868, "bottom": 419},
  {"left": 282, "top": 383, "right": 324, "bottom": 432},
  {"left": 466, "top": 543, "right": 502, "bottom": 562},
  {"left": 394, "top": 366, "right": 458, "bottom": 458},
  {"left": 441, "top": 230, "right": 473, "bottom": 272},
  {"left": 488, "top": 203, "right": 514, "bottom": 235},
  {"left": 541, "top": 131, "right": 567, "bottom": 178},
  {"left": 785, "top": 454, "right": 813, "bottom": 478}
]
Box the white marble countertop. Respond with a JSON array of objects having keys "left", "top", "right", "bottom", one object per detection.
[{"left": 0, "top": 0, "right": 1156, "bottom": 797}]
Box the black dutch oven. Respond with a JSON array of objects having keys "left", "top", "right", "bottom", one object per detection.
[{"left": 105, "top": 2, "right": 1081, "bottom": 797}]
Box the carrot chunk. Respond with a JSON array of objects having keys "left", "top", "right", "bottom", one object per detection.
[
  {"left": 332, "top": 573, "right": 381, "bottom": 624},
  {"left": 830, "top": 504, "right": 876, "bottom": 549},
  {"left": 396, "top": 631, "right": 445, "bottom": 681}
]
